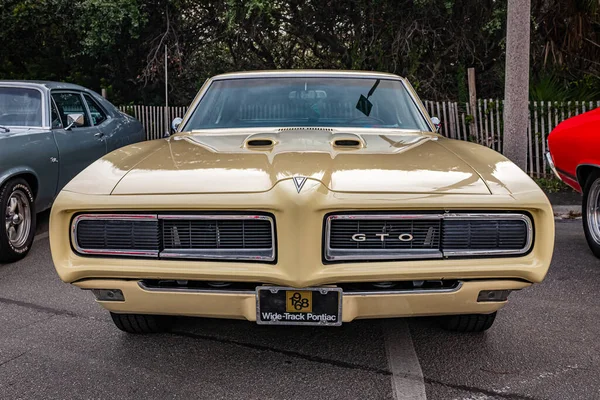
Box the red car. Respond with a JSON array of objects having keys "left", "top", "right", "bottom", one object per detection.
[{"left": 547, "top": 108, "right": 600, "bottom": 258}]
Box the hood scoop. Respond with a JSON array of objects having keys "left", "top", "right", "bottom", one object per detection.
[
  {"left": 243, "top": 131, "right": 366, "bottom": 152},
  {"left": 244, "top": 134, "right": 277, "bottom": 150},
  {"left": 246, "top": 138, "right": 275, "bottom": 148},
  {"left": 331, "top": 134, "right": 364, "bottom": 150}
]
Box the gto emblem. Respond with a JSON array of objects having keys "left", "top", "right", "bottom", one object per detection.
[{"left": 352, "top": 233, "right": 414, "bottom": 242}]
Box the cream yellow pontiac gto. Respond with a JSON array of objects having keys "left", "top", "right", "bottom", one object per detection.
[{"left": 50, "top": 71, "right": 554, "bottom": 334}]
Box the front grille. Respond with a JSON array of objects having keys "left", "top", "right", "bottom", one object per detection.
[
  {"left": 442, "top": 219, "right": 528, "bottom": 252},
  {"left": 325, "top": 213, "right": 532, "bottom": 262},
  {"left": 72, "top": 214, "right": 275, "bottom": 261},
  {"left": 162, "top": 219, "right": 272, "bottom": 250},
  {"left": 76, "top": 219, "right": 159, "bottom": 251},
  {"left": 73, "top": 215, "right": 160, "bottom": 257},
  {"left": 329, "top": 219, "right": 441, "bottom": 250}
]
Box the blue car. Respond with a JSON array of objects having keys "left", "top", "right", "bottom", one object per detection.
[{"left": 0, "top": 81, "right": 144, "bottom": 263}]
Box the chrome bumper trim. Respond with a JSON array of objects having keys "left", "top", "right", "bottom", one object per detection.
[
  {"left": 343, "top": 281, "right": 463, "bottom": 295},
  {"left": 138, "top": 281, "right": 256, "bottom": 295},
  {"left": 136, "top": 281, "right": 464, "bottom": 296}
]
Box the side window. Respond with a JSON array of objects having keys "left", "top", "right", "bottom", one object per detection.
[
  {"left": 50, "top": 98, "right": 63, "bottom": 129},
  {"left": 51, "top": 92, "right": 90, "bottom": 128},
  {"left": 83, "top": 94, "right": 107, "bottom": 126}
]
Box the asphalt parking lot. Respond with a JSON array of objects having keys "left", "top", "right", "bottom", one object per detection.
[{"left": 0, "top": 218, "right": 599, "bottom": 400}]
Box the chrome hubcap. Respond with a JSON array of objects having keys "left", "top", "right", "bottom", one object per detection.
[
  {"left": 587, "top": 179, "right": 600, "bottom": 245},
  {"left": 4, "top": 190, "right": 31, "bottom": 248}
]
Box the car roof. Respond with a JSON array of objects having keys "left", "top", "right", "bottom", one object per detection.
[
  {"left": 0, "top": 80, "right": 88, "bottom": 91},
  {"left": 211, "top": 70, "right": 405, "bottom": 81}
]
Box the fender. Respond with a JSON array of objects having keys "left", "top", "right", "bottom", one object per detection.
[
  {"left": 577, "top": 163, "right": 600, "bottom": 190},
  {"left": 0, "top": 166, "right": 44, "bottom": 208}
]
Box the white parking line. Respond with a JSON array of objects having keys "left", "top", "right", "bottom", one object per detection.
[{"left": 383, "top": 319, "right": 427, "bottom": 400}]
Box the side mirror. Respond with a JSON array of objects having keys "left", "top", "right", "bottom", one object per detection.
[
  {"left": 171, "top": 117, "right": 183, "bottom": 133},
  {"left": 431, "top": 117, "right": 441, "bottom": 132},
  {"left": 65, "top": 113, "right": 85, "bottom": 130}
]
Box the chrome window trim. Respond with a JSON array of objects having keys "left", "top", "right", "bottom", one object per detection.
[
  {"left": 180, "top": 75, "right": 434, "bottom": 133},
  {"left": 324, "top": 212, "right": 533, "bottom": 261},
  {"left": 71, "top": 213, "right": 159, "bottom": 258},
  {"left": 0, "top": 85, "right": 48, "bottom": 129}
]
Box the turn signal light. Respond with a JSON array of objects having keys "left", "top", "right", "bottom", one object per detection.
[
  {"left": 91, "top": 289, "right": 125, "bottom": 302},
  {"left": 477, "top": 290, "right": 511, "bottom": 302}
]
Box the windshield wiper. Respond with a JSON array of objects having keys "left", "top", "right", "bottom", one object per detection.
[{"left": 0, "top": 126, "right": 10, "bottom": 133}]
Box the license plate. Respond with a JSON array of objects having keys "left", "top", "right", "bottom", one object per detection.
[{"left": 256, "top": 286, "right": 342, "bottom": 326}]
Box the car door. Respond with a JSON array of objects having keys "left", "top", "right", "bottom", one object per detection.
[
  {"left": 51, "top": 91, "right": 107, "bottom": 190},
  {"left": 83, "top": 92, "right": 144, "bottom": 152}
]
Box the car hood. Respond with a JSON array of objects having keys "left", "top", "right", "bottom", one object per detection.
[{"left": 98, "top": 129, "right": 491, "bottom": 195}]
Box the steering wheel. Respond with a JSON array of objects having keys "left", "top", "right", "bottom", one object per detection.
[{"left": 348, "top": 115, "right": 386, "bottom": 124}]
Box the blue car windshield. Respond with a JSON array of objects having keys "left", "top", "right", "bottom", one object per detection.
[
  {"left": 0, "top": 87, "right": 42, "bottom": 127},
  {"left": 183, "top": 77, "right": 431, "bottom": 131}
]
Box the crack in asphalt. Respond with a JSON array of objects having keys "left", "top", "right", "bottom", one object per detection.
[
  {"left": 170, "top": 330, "right": 393, "bottom": 376},
  {"left": 423, "top": 377, "right": 542, "bottom": 400},
  {"left": 0, "top": 350, "right": 29, "bottom": 368},
  {"left": 0, "top": 296, "right": 84, "bottom": 319}
]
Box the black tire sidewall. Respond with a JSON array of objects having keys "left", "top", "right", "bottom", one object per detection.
[
  {"left": 0, "top": 178, "right": 36, "bottom": 263},
  {"left": 582, "top": 171, "right": 600, "bottom": 258}
]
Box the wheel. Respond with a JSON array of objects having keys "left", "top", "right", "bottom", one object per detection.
[
  {"left": 439, "top": 312, "right": 496, "bottom": 332},
  {"left": 0, "top": 178, "right": 36, "bottom": 263},
  {"left": 110, "top": 313, "right": 174, "bottom": 334},
  {"left": 582, "top": 171, "right": 600, "bottom": 258}
]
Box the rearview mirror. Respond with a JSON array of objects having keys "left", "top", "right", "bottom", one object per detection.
[
  {"left": 431, "top": 117, "right": 441, "bottom": 132},
  {"left": 288, "top": 90, "right": 327, "bottom": 100},
  {"left": 65, "top": 113, "right": 85, "bottom": 130},
  {"left": 171, "top": 117, "right": 183, "bottom": 133}
]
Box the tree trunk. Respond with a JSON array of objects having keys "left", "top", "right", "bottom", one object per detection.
[{"left": 503, "top": 0, "right": 531, "bottom": 171}]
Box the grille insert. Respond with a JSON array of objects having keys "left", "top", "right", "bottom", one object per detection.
[
  {"left": 72, "top": 214, "right": 275, "bottom": 261},
  {"left": 325, "top": 213, "right": 532, "bottom": 262},
  {"left": 160, "top": 216, "right": 275, "bottom": 261},
  {"left": 73, "top": 215, "right": 159, "bottom": 257}
]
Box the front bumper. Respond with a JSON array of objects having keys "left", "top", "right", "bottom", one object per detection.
[
  {"left": 51, "top": 181, "right": 555, "bottom": 286},
  {"left": 76, "top": 279, "right": 530, "bottom": 321}
]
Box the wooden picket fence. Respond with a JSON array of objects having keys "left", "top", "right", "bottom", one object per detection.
[
  {"left": 423, "top": 100, "right": 599, "bottom": 177},
  {"left": 119, "top": 100, "right": 599, "bottom": 177},
  {"left": 119, "top": 105, "right": 188, "bottom": 140}
]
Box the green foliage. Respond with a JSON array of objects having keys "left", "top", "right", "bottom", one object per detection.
[
  {"left": 76, "top": 0, "right": 145, "bottom": 55},
  {"left": 534, "top": 177, "right": 574, "bottom": 193},
  {"left": 1, "top": 0, "right": 600, "bottom": 105}
]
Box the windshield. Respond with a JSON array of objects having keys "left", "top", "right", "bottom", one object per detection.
[
  {"left": 183, "top": 77, "right": 431, "bottom": 131},
  {"left": 0, "top": 87, "right": 43, "bottom": 127}
]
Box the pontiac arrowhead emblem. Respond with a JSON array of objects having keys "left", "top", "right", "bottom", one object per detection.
[{"left": 293, "top": 176, "right": 308, "bottom": 193}]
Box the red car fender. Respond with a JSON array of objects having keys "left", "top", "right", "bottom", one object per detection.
[{"left": 548, "top": 107, "right": 600, "bottom": 193}]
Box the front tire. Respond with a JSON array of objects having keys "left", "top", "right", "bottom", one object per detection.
[
  {"left": 110, "top": 313, "right": 174, "bottom": 334},
  {"left": 582, "top": 171, "right": 600, "bottom": 258},
  {"left": 0, "top": 178, "right": 36, "bottom": 263},
  {"left": 439, "top": 312, "right": 496, "bottom": 332}
]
